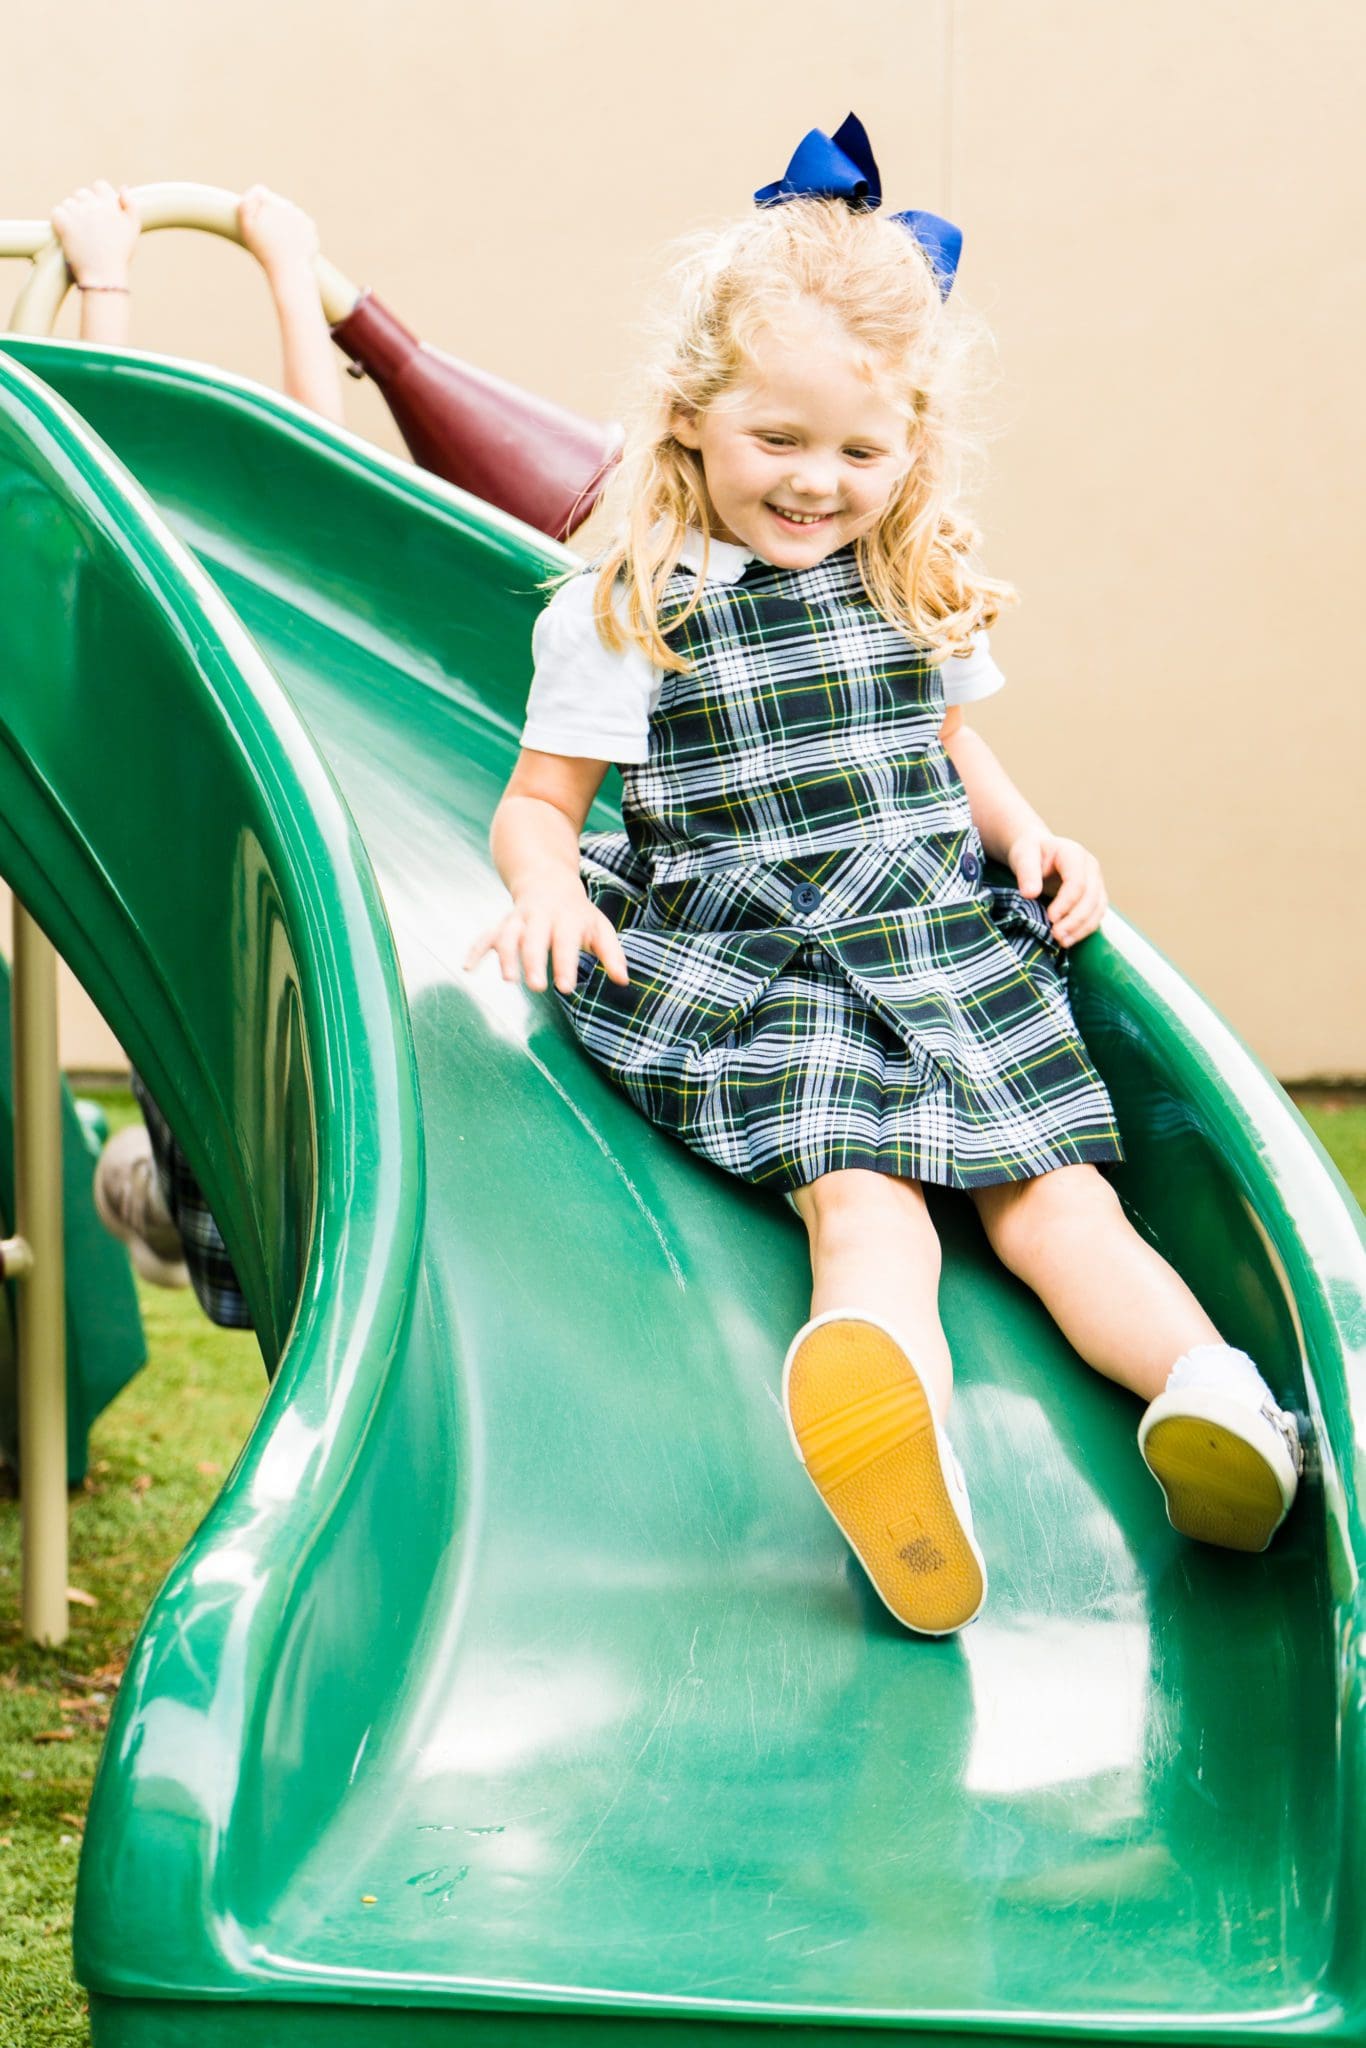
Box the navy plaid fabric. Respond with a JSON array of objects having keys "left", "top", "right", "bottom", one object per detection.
[
  {"left": 555, "top": 544, "right": 1124, "bottom": 1193},
  {"left": 130, "top": 1068, "right": 254, "bottom": 1331}
]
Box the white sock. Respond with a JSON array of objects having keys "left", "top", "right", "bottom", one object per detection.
[{"left": 1165, "top": 1342, "right": 1275, "bottom": 1409}]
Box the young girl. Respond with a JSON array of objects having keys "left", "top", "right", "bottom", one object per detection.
[{"left": 463, "top": 115, "right": 1303, "bottom": 1636}]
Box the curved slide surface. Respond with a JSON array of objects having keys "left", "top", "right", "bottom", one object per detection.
[{"left": 1, "top": 339, "right": 1364, "bottom": 2046}]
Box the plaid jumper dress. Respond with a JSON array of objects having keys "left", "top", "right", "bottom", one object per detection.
[{"left": 556, "top": 544, "right": 1124, "bottom": 1194}]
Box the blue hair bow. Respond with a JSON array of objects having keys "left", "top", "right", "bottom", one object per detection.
[{"left": 753, "top": 111, "right": 962, "bottom": 299}]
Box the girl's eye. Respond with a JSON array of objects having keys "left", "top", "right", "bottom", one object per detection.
[
  {"left": 845, "top": 449, "right": 878, "bottom": 462},
  {"left": 757, "top": 434, "right": 792, "bottom": 447}
]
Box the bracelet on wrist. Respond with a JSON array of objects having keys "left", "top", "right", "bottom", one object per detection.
[{"left": 75, "top": 281, "right": 130, "bottom": 294}]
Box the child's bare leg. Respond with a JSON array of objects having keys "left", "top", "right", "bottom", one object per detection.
[
  {"left": 972, "top": 1163, "right": 1301, "bottom": 1552},
  {"left": 790, "top": 1168, "right": 954, "bottom": 1420},
  {"left": 970, "top": 1164, "right": 1222, "bottom": 1403}
]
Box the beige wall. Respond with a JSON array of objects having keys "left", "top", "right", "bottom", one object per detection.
[
  {"left": 2, "top": 1, "right": 1363, "bottom": 1077},
  {"left": 0, "top": 890, "right": 123, "bottom": 1073}
]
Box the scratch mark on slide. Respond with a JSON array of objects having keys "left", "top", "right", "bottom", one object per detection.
[{"left": 520, "top": 1045, "right": 688, "bottom": 1289}]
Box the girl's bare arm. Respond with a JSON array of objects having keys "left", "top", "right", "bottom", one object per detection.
[
  {"left": 490, "top": 754, "right": 599, "bottom": 894},
  {"left": 467, "top": 750, "right": 631, "bottom": 992},
  {"left": 940, "top": 707, "right": 1108, "bottom": 947},
  {"left": 266, "top": 263, "right": 345, "bottom": 424},
  {"left": 940, "top": 707, "right": 1050, "bottom": 861},
  {"left": 237, "top": 186, "right": 345, "bottom": 426},
  {"left": 50, "top": 181, "right": 139, "bottom": 346}
]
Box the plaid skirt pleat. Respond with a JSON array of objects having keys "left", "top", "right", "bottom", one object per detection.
[{"left": 549, "top": 547, "right": 1124, "bottom": 1194}]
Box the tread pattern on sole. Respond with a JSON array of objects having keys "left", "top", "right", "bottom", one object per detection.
[
  {"left": 1142, "top": 1414, "right": 1287, "bottom": 1553},
  {"left": 786, "top": 1320, "right": 983, "bottom": 1634}
]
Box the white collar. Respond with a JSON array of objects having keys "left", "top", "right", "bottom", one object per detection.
[{"left": 675, "top": 526, "right": 757, "bottom": 583}]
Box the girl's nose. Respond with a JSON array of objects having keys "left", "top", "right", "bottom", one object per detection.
[{"left": 787, "top": 454, "right": 841, "bottom": 500}]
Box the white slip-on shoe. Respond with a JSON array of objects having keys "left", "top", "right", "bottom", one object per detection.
[
  {"left": 93, "top": 1124, "right": 191, "bottom": 1289},
  {"left": 781, "top": 1308, "right": 986, "bottom": 1635},
  {"left": 1137, "top": 1344, "right": 1302, "bottom": 1553}
]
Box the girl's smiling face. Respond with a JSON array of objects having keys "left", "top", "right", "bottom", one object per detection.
[{"left": 671, "top": 300, "right": 914, "bottom": 568}]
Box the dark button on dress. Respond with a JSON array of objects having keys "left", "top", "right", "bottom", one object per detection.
[{"left": 557, "top": 544, "right": 1123, "bottom": 1194}]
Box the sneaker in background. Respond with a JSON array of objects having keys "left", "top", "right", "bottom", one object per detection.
[{"left": 92, "top": 1124, "right": 191, "bottom": 1289}]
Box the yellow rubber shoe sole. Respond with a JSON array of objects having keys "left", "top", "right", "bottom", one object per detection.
[
  {"left": 783, "top": 1315, "right": 985, "bottom": 1635},
  {"left": 1141, "top": 1413, "right": 1290, "bottom": 1553}
]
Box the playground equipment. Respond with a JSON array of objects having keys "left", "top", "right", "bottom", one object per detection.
[
  {"left": 9, "top": 179, "right": 621, "bottom": 536},
  {"left": 0, "top": 181, "right": 614, "bottom": 1646},
  {"left": 1, "top": 189, "right": 1364, "bottom": 2045},
  {"left": 0, "top": 956, "right": 145, "bottom": 1490}
]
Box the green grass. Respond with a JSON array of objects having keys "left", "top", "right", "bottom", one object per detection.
[
  {"left": 0, "top": 1088, "right": 264, "bottom": 2047},
  {"left": 0, "top": 1085, "right": 1362, "bottom": 2047},
  {"left": 1293, "top": 1091, "right": 1366, "bottom": 1209}
]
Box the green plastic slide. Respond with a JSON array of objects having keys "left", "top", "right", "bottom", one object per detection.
[{"left": 1, "top": 338, "right": 1363, "bottom": 2045}]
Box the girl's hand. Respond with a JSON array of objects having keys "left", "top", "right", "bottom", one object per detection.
[
  {"left": 1006, "top": 830, "right": 1108, "bottom": 948},
  {"left": 237, "top": 184, "right": 320, "bottom": 280},
  {"left": 50, "top": 180, "right": 140, "bottom": 286},
  {"left": 463, "top": 871, "right": 631, "bottom": 994}
]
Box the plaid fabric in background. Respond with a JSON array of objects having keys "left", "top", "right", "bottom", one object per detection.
[
  {"left": 556, "top": 545, "right": 1124, "bottom": 1193},
  {"left": 130, "top": 1068, "right": 254, "bottom": 1332}
]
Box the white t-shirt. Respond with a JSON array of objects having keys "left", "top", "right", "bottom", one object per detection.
[{"left": 519, "top": 528, "right": 1005, "bottom": 765}]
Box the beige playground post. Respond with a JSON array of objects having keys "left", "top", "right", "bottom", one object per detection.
[{"left": 6, "top": 919, "right": 66, "bottom": 1646}]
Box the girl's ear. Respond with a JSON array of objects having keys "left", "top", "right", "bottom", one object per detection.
[{"left": 671, "top": 405, "right": 703, "bottom": 450}]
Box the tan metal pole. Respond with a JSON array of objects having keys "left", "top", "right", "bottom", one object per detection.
[{"left": 13, "top": 906, "right": 67, "bottom": 1647}]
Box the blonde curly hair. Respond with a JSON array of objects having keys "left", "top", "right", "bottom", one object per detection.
[{"left": 567, "top": 196, "right": 1015, "bottom": 675}]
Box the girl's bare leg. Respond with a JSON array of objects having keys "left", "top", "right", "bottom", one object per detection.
[
  {"left": 791, "top": 1168, "right": 955, "bottom": 1420},
  {"left": 970, "top": 1164, "right": 1222, "bottom": 1404}
]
